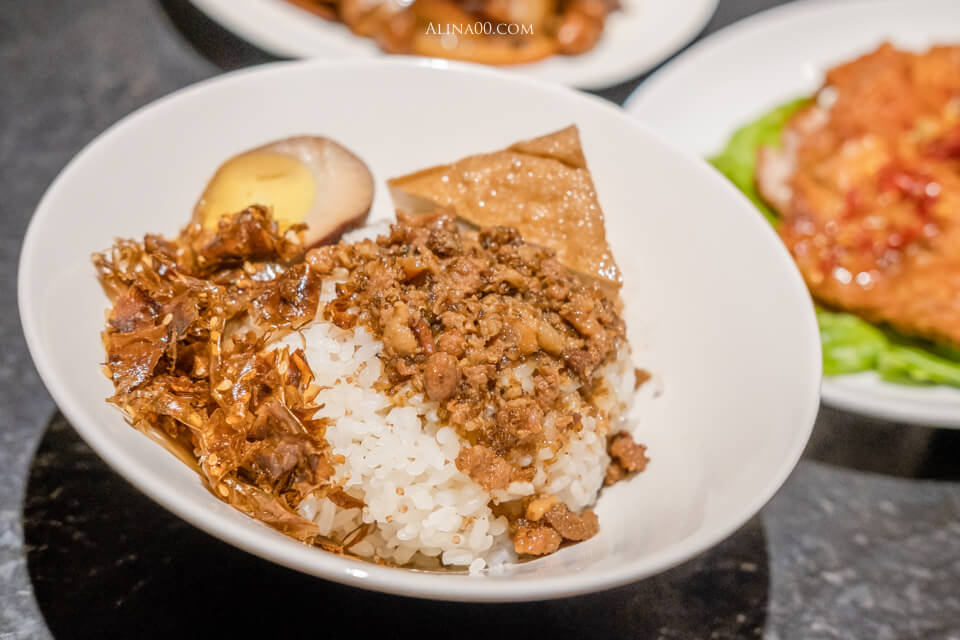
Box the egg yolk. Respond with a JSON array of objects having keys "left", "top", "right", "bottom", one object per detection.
[{"left": 194, "top": 151, "right": 316, "bottom": 230}]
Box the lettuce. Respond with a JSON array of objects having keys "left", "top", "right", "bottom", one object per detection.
[
  {"left": 708, "top": 98, "right": 809, "bottom": 225},
  {"left": 710, "top": 100, "right": 960, "bottom": 387},
  {"left": 817, "top": 309, "right": 888, "bottom": 376}
]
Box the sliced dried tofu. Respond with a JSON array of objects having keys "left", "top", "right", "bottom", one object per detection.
[{"left": 388, "top": 125, "right": 622, "bottom": 288}]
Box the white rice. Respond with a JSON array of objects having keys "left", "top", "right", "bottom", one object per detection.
[{"left": 276, "top": 271, "right": 635, "bottom": 573}]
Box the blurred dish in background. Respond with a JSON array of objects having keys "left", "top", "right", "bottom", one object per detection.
[
  {"left": 187, "top": 0, "right": 717, "bottom": 89},
  {"left": 626, "top": 0, "right": 960, "bottom": 427},
  {"left": 283, "top": 0, "right": 619, "bottom": 64}
]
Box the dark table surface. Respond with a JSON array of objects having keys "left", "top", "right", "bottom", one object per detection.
[{"left": 3, "top": 1, "right": 960, "bottom": 638}]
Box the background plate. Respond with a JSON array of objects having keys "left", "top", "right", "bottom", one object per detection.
[
  {"left": 187, "top": 0, "right": 718, "bottom": 89},
  {"left": 625, "top": 0, "right": 960, "bottom": 427}
]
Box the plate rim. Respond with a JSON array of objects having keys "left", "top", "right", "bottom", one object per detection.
[
  {"left": 623, "top": 0, "right": 960, "bottom": 428},
  {"left": 18, "top": 56, "right": 821, "bottom": 600},
  {"left": 185, "top": 0, "right": 719, "bottom": 90}
]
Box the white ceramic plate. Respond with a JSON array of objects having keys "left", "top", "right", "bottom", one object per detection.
[
  {"left": 19, "top": 58, "right": 820, "bottom": 601},
  {"left": 625, "top": 0, "right": 960, "bottom": 428},
  {"left": 187, "top": 0, "right": 717, "bottom": 89}
]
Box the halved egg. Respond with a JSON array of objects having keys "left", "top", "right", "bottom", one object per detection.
[{"left": 193, "top": 136, "right": 374, "bottom": 247}]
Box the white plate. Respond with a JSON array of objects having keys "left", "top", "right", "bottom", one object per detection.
[
  {"left": 187, "top": 0, "right": 717, "bottom": 89},
  {"left": 624, "top": 0, "right": 960, "bottom": 428},
  {"left": 19, "top": 58, "right": 819, "bottom": 600}
]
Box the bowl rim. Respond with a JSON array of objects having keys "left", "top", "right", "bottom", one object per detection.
[{"left": 18, "top": 56, "right": 821, "bottom": 602}]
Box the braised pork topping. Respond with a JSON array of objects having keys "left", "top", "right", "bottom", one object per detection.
[
  {"left": 96, "top": 207, "right": 644, "bottom": 561},
  {"left": 604, "top": 430, "right": 649, "bottom": 486},
  {"left": 309, "top": 213, "right": 626, "bottom": 471},
  {"left": 307, "top": 212, "right": 641, "bottom": 554}
]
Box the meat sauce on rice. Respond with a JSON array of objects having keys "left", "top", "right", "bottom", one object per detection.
[{"left": 95, "top": 166, "right": 646, "bottom": 573}]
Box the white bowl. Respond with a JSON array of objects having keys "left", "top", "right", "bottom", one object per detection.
[
  {"left": 18, "top": 58, "right": 820, "bottom": 601},
  {"left": 623, "top": 0, "right": 960, "bottom": 427},
  {"left": 188, "top": 0, "right": 718, "bottom": 89}
]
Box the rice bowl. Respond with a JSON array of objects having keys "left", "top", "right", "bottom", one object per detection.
[{"left": 19, "top": 58, "right": 821, "bottom": 600}]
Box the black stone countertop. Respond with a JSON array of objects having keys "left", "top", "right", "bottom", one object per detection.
[{"left": 3, "top": 1, "right": 959, "bottom": 638}]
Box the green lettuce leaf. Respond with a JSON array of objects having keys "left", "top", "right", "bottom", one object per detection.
[
  {"left": 878, "top": 346, "right": 960, "bottom": 386},
  {"left": 708, "top": 98, "right": 809, "bottom": 224},
  {"left": 710, "top": 100, "right": 960, "bottom": 387},
  {"left": 817, "top": 309, "right": 888, "bottom": 376}
]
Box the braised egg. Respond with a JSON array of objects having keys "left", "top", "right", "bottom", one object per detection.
[{"left": 193, "top": 136, "right": 374, "bottom": 247}]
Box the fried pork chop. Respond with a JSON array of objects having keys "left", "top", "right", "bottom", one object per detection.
[{"left": 757, "top": 43, "right": 960, "bottom": 345}]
